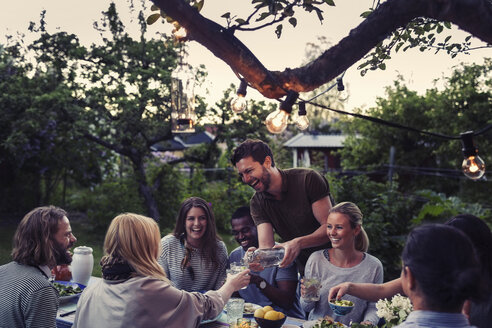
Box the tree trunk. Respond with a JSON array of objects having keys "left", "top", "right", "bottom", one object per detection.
[{"left": 133, "top": 159, "right": 161, "bottom": 222}]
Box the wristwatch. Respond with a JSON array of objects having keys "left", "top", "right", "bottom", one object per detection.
[{"left": 259, "top": 280, "right": 267, "bottom": 290}]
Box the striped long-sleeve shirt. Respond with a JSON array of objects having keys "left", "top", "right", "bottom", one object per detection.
[
  {"left": 158, "top": 235, "right": 227, "bottom": 292},
  {"left": 0, "top": 262, "right": 59, "bottom": 328}
]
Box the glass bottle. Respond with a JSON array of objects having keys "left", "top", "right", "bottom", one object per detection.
[{"left": 246, "top": 248, "right": 285, "bottom": 268}]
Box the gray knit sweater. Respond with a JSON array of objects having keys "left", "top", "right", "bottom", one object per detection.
[{"left": 300, "top": 250, "right": 383, "bottom": 325}]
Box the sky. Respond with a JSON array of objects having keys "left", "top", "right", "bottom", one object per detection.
[{"left": 1, "top": 0, "right": 490, "bottom": 111}]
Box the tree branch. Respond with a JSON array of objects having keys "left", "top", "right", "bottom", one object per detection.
[
  {"left": 150, "top": 0, "right": 492, "bottom": 99},
  {"left": 83, "top": 133, "right": 129, "bottom": 156}
]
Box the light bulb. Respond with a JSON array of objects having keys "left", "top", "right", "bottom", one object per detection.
[
  {"left": 462, "top": 155, "right": 485, "bottom": 180},
  {"left": 295, "top": 115, "right": 310, "bottom": 130},
  {"left": 265, "top": 109, "right": 289, "bottom": 134},
  {"left": 295, "top": 102, "right": 309, "bottom": 130},
  {"left": 336, "top": 77, "right": 349, "bottom": 102},
  {"left": 230, "top": 94, "right": 247, "bottom": 113}
]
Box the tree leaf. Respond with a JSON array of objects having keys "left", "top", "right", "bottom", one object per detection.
[
  {"left": 288, "top": 17, "right": 297, "bottom": 27},
  {"left": 194, "top": 0, "right": 204, "bottom": 12},
  {"left": 151, "top": 5, "right": 160, "bottom": 11},
  {"left": 378, "top": 63, "right": 386, "bottom": 70},
  {"left": 221, "top": 12, "right": 231, "bottom": 19},
  {"left": 275, "top": 24, "right": 283, "bottom": 38},
  {"left": 256, "top": 12, "right": 270, "bottom": 22},
  {"left": 324, "top": 0, "right": 336, "bottom": 6},
  {"left": 235, "top": 18, "right": 247, "bottom": 25},
  {"left": 360, "top": 10, "right": 372, "bottom": 18},
  {"left": 395, "top": 42, "right": 403, "bottom": 53},
  {"left": 146, "top": 13, "right": 161, "bottom": 25},
  {"left": 444, "top": 21, "right": 452, "bottom": 29}
]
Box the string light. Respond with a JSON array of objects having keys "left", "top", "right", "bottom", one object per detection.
[
  {"left": 295, "top": 102, "right": 309, "bottom": 130},
  {"left": 230, "top": 71, "right": 489, "bottom": 177},
  {"left": 265, "top": 91, "right": 298, "bottom": 134},
  {"left": 230, "top": 79, "right": 248, "bottom": 113},
  {"left": 336, "top": 77, "right": 349, "bottom": 101},
  {"left": 460, "top": 131, "right": 486, "bottom": 180}
]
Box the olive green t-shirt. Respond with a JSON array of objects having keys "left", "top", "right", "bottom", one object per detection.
[{"left": 250, "top": 168, "right": 332, "bottom": 271}]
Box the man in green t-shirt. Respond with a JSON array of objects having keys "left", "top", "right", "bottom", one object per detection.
[{"left": 231, "top": 139, "right": 333, "bottom": 274}]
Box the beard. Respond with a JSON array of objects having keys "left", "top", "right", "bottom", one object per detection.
[
  {"left": 53, "top": 240, "right": 73, "bottom": 265},
  {"left": 259, "top": 166, "right": 271, "bottom": 191}
]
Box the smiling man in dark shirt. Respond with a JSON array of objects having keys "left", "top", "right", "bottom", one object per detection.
[{"left": 231, "top": 139, "right": 333, "bottom": 274}]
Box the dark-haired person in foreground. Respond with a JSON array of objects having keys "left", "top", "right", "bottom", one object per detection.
[
  {"left": 231, "top": 139, "right": 333, "bottom": 274},
  {"left": 395, "top": 224, "right": 481, "bottom": 327},
  {"left": 0, "top": 206, "right": 77, "bottom": 328},
  {"left": 329, "top": 214, "right": 492, "bottom": 327}
]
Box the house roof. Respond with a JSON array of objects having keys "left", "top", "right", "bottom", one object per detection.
[
  {"left": 177, "top": 131, "right": 215, "bottom": 147},
  {"left": 284, "top": 133, "right": 346, "bottom": 149},
  {"left": 151, "top": 131, "right": 215, "bottom": 152}
]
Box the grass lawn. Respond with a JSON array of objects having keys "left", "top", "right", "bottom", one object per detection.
[{"left": 1, "top": 219, "right": 237, "bottom": 278}]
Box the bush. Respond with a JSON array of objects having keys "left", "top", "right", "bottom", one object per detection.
[
  {"left": 67, "top": 177, "right": 144, "bottom": 231},
  {"left": 328, "top": 174, "right": 420, "bottom": 280}
]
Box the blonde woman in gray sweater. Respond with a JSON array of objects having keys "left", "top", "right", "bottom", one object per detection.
[{"left": 300, "top": 202, "right": 383, "bottom": 326}]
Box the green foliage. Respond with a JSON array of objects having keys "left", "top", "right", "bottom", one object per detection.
[
  {"left": 338, "top": 61, "right": 492, "bottom": 203},
  {"left": 328, "top": 174, "right": 422, "bottom": 280},
  {"left": 148, "top": 162, "right": 188, "bottom": 229},
  {"left": 68, "top": 177, "right": 144, "bottom": 230},
  {"left": 0, "top": 38, "right": 105, "bottom": 212},
  {"left": 358, "top": 9, "right": 481, "bottom": 76},
  {"left": 413, "top": 190, "right": 491, "bottom": 226},
  {"left": 191, "top": 179, "right": 254, "bottom": 231}
]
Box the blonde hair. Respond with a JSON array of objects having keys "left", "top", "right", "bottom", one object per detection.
[
  {"left": 329, "top": 202, "right": 369, "bottom": 252},
  {"left": 104, "top": 213, "right": 168, "bottom": 281}
]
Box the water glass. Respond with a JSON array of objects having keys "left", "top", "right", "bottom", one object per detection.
[
  {"left": 226, "top": 298, "right": 245, "bottom": 324},
  {"left": 303, "top": 276, "right": 321, "bottom": 302},
  {"left": 229, "top": 262, "right": 248, "bottom": 289}
]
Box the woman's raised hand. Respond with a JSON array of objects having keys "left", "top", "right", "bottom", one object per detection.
[{"left": 227, "top": 269, "right": 251, "bottom": 291}]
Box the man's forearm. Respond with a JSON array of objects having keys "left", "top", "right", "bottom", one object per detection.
[{"left": 295, "top": 225, "right": 330, "bottom": 249}]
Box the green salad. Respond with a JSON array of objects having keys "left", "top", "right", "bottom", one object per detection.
[
  {"left": 330, "top": 299, "right": 354, "bottom": 307},
  {"left": 52, "top": 282, "right": 82, "bottom": 296},
  {"left": 312, "top": 320, "right": 345, "bottom": 328}
]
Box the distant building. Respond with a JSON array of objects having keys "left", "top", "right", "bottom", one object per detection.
[
  {"left": 284, "top": 133, "right": 346, "bottom": 171},
  {"left": 151, "top": 131, "right": 215, "bottom": 163}
]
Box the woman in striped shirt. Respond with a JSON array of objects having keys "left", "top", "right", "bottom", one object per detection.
[{"left": 158, "top": 197, "right": 228, "bottom": 291}]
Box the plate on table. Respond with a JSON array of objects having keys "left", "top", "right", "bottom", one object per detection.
[
  {"left": 243, "top": 302, "right": 262, "bottom": 316},
  {"left": 302, "top": 319, "right": 347, "bottom": 328},
  {"left": 53, "top": 280, "right": 86, "bottom": 304}
]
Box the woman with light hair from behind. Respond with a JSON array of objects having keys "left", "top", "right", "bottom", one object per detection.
[{"left": 73, "top": 213, "right": 250, "bottom": 328}]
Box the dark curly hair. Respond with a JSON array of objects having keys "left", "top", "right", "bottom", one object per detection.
[{"left": 231, "top": 139, "right": 275, "bottom": 167}]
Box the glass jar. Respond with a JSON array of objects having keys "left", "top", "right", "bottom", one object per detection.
[{"left": 70, "top": 246, "right": 93, "bottom": 286}]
